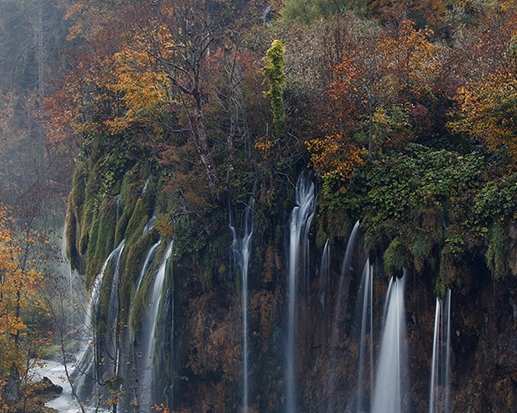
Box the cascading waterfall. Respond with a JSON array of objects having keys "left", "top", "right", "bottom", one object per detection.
[
  {"left": 371, "top": 272, "right": 408, "bottom": 413},
  {"left": 230, "top": 203, "right": 254, "bottom": 413},
  {"left": 429, "top": 288, "right": 452, "bottom": 413},
  {"left": 73, "top": 239, "right": 126, "bottom": 400},
  {"left": 120, "top": 237, "right": 161, "bottom": 412},
  {"left": 286, "top": 173, "right": 316, "bottom": 413},
  {"left": 107, "top": 241, "right": 126, "bottom": 381},
  {"left": 139, "top": 242, "right": 174, "bottom": 411},
  {"left": 356, "top": 259, "right": 374, "bottom": 413}
]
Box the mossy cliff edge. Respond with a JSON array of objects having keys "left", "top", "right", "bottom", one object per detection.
[{"left": 65, "top": 141, "right": 517, "bottom": 412}]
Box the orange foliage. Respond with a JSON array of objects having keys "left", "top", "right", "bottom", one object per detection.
[
  {"left": 450, "top": 72, "right": 517, "bottom": 161},
  {"left": 0, "top": 206, "right": 45, "bottom": 402},
  {"left": 448, "top": 10, "right": 517, "bottom": 163},
  {"left": 306, "top": 19, "right": 442, "bottom": 186},
  {"left": 306, "top": 134, "right": 366, "bottom": 182}
]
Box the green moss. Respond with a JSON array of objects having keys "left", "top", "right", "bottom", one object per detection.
[
  {"left": 486, "top": 220, "right": 509, "bottom": 280},
  {"left": 119, "top": 230, "right": 159, "bottom": 325},
  {"left": 125, "top": 197, "right": 154, "bottom": 246},
  {"left": 115, "top": 207, "right": 132, "bottom": 247},
  {"left": 85, "top": 196, "right": 118, "bottom": 287},
  {"left": 383, "top": 236, "right": 408, "bottom": 277},
  {"left": 436, "top": 246, "right": 466, "bottom": 297},
  {"left": 129, "top": 241, "right": 171, "bottom": 329}
]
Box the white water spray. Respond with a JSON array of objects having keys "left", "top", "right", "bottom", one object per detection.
[
  {"left": 372, "top": 272, "right": 408, "bottom": 413},
  {"left": 318, "top": 239, "right": 330, "bottom": 309},
  {"left": 73, "top": 240, "right": 126, "bottom": 400},
  {"left": 356, "top": 259, "right": 374, "bottom": 413},
  {"left": 230, "top": 203, "right": 254, "bottom": 413},
  {"left": 429, "top": 288, "right": 452, "bottom": 413},
  {"left": 140, "top": 243, "right": 174, "bottom": 411},
  {"left": 286, "top": 173, "right": 316, "bottom": 413}
]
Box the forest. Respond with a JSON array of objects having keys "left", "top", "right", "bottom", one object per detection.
[{"left": 2, "top": 0, "right": 517, "bottom": 412}]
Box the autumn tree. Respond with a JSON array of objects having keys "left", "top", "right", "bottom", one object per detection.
[
  {"left": 306, "top": 18, "right": 447, "bottom": 191},
  {"left": 134, "top": 0, "right": 223, "bottom": 200},
  {"left": 0, "top": 205, "right": 48, "bottom": 410},
  {"left": 448, "top": 10, "right": 517, "bottom": 163}
]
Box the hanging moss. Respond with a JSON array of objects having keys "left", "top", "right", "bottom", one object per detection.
[
  {"left": 96, "top": 257, "right": 119, "bottom": 338},
  {"left": 125, "top": 197, "right": 154, "bottom": 246},
  {"left": 383, "top": 236, "right": 408, "bottom": 276},
  {"left": 119, "top": 229, "right": 159, "bottom": 325},
  {"left": 410, "top": 207, "right": 444, "bottom": 273},
  {"left": 486, "top": 220, "right": 509, "bottom": 280},
  {"left": 85, "top": 196, "right": 118, "bottom": 287}
]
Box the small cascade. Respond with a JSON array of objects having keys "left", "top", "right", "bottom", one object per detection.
[
  {"left": 115, "top": 194, "right": 122, "bottom": 222},
  {"left": 134, "top": 239, "right": 162, "bottom": 299},
  {"left": 139, "top": 242, "right": 174, "bottom": 411},
  {"left": 356, "top": 259, "right": 374, "bottom": 413},
  {"left": 286, "top": 172, "right": 316, "bottom": 413},
  {"left": 142, "top": 177, "right": 149, "bottom": 195},
  {"left": 230, "top": 203, "right": 254, "bottom": 413},
  {"left": 318, "top": 239, "right": 330, "bottom": 309},
  {"left": 106, "top": 241, "right": 126, "bottom": 379},
  {"left": 73, "top": 240, "right": 126, "bottom": 401},
  {"left": 142, "top": 208, "right": 157, "bottom": 235},
  {"left": 429, "top": 288, "right": 452, "bottom": 413},
  {"left": 371, "top": 272, "right": 408, "bottom": 413}
]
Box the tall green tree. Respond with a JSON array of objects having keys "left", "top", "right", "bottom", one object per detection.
[{"left": 262, "top": 39, "right": 287, "bottom": 140}]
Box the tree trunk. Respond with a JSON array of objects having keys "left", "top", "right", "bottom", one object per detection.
[{"left": 193, "top": 100, "right": 220, "bottom": 200}]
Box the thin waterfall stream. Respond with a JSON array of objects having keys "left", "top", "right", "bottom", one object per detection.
[
  {"left": 139, "top": 242, "right": 174, "bottom": 411},
  {"left": 429, "top": 288, "right": 452, "bottom": 413},
  {"left": 356, "top": 259, "right": 374, "bottom": 413},
  {"left": 328, "top": 220, "right": 360, "bottom": 408},
  {"left": 230, "top": 203, "right": 254, "bottom": 413},
  {"left": 286, "top": 173, "right": 316, "bottom": 413}
]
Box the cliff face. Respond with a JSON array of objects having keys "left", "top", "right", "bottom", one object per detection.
[{"left": 66, "top": 162, "right": 517, "bottom": 413}]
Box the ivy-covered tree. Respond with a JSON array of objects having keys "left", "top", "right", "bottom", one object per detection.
[{"left": 262, "top": 39, "right": 287, "bottom": 140}]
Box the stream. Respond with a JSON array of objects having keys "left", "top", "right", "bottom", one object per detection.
[{"left": 33, "top": 360, "right": 107, "bottom": 413}]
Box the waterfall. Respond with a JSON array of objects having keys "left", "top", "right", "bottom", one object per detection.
[
  {"left": 230, "top": 203, "right": 254, "bottom": 413},
  {"left": 371, "top": 272, "right": 408, "bottom": 413},
  {"left": 119, "top": 238, "right": 161, "bottom": 412},
  {"left": 73, "top": 240, "right": 126, "bottom": 400},
  {"left": 328, "top": 221, "right": 361, "bottom": 409},
  {"left": 318, "top": 239, "right": 330, "bottom": 310},
  {"left": 107, "top": 241, "right": 126, "bottom": 380},
  {"left": 115, "top": 194, "right": 122, "bottom": 222},
  {"left": 135, "top": 239, "right": 161, "bottom": 297},
  {"left": 139, "top": 242, "right": 174, "bottom": 411},
  {"left": 142, "top": 208, "right": 157, "bottom": 235},
  {"left": 356, "top": 259, "right": 374, "bottom": 413},
  {"left": 142, "top": 177, "right": 149, "bottom": 195},
  {"left": 429, "top": 288, "right": 452, "bottom": 413},
  {"left": 286, "top": 172, "right": 316, "bottom": 413}
]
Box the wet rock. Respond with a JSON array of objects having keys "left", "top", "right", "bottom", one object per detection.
[{"left": 34, "top": 377, "right": 63, "bottom": 395}]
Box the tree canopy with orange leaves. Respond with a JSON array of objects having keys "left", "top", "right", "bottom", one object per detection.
[{"left": 0, "top": 206, "right": 47, "bottom": 410}]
